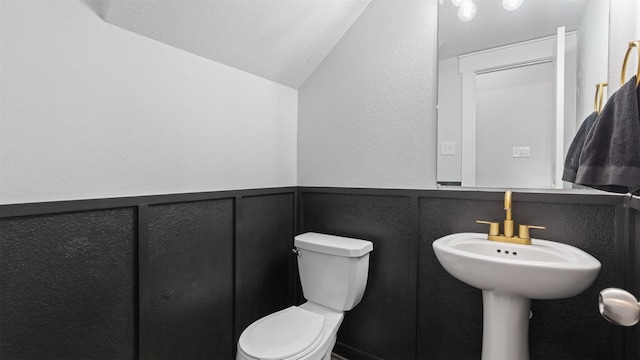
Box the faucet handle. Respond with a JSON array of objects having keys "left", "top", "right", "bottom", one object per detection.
[
  {"left": 476, "top": 220, "right": 500, "bottom": 236},
  {"left": 518, "top": 224, "right": 546, "bottom": 240}
]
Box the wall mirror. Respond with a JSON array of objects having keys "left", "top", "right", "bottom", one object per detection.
[{"left": 436, "top": 0, "right": 610, "bottom": 189}]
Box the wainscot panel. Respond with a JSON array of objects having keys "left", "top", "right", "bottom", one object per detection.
[
  {"left": 235, "top": 193, "right": 296, "bottom": 341},
  {"left": 0, "top": 208, "right": 137, "bottom": 359},
  {"left": 1, "top": 188, "right": 633, "bottom": 360},
  {"left": 628, "top": 197, "right": 640, "bottom": 360},
  {"left": 418, "top": 196, "right": 617, "bottom": 360},
  {"left": 146, "top": 199, "right": 235, "bottom": 359},
  {"left": 0, "top": 187, "right": 297, "bottom": 360},
  {"left": 298, "top": 187, "right": 628, "bottom": 360},
  {"left": 300, "top": 191, "right": 415, "bottom": 360}
]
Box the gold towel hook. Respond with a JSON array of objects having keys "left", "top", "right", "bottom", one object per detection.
[
  {"left": 620, "top": 40, "right": 640, "bottom": 87},
  {"left": 594, "top": 82, "right": 608, "bottom": 114}
]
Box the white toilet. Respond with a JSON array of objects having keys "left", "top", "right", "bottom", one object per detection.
[{"left": 236, "top": 232, "right": 373, "bottom": 360}]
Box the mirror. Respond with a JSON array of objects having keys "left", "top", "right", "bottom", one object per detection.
[{"left": 436, "top": 0, "right": 610, "bottom": 189}]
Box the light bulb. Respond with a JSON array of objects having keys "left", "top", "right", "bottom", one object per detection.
[
  {"left": 458, "top": 1, "right": 476, "bottom": 22},
  {"left": 503, "top": 0, "right": 524, "bottom": 11},
  {"left": 451, "top": 0, "right": 466, "bottom": 7}
]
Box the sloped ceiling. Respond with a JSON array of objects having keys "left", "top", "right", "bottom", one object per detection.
[
  {"left": 103, "top": 0, "right": 371, "bottom": 89},
  {"left": 103, "top": 0, "right": 587, "bottom": 87}
]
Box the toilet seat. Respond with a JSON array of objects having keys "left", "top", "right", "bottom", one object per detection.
[{"left": 238, "top": 306, "right": 325, "bottom": 360}]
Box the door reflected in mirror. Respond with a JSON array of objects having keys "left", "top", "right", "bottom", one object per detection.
[{"left": 436, "top": 0, "right": 610, "bottom": 189}]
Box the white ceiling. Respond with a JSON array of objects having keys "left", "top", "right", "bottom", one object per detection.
[
  {"left": 438, "top": 0, "right": 589, "bottom": 59},
  {"left": 103, "top": 0, "right": 371, "bottom": 89},
  {"left": 103, "top": 0, "right": 591, "bottom": 88}
]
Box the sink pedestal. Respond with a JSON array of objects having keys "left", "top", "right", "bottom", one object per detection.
[
  {"left": 482, "top": 291, "right": 531, "bottom": 360},
  {"left": 433, "top": 233, "right": 601, "bottom": 360}
]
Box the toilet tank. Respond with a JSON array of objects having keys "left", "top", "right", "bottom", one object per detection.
[{"left": 294, "top": 232, "right": 373, "bottom": 311}]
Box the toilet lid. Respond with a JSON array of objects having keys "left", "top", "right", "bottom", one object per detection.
[{"left": 239, "top": 306, "right": 325, "bottom": 360}]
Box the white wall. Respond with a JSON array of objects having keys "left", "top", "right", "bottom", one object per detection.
[
  {"left": 637, "top": 1, "right": 640, "bottom": 39},
  {"left": 437, "top": 57, "right": 462, "bottom": 183},
  {"left": 0, "top": 0, "right": 297, "bottom": 205},
  {"left": 475, "top": 62, "right": 555, "bottom": 188},
  {"left": 441, "top": 34, "right": 576, "bottom": 188},
  {"left": 576, "top": 0, "right": 609, "bottom": 123},
  {"left": 297, "top": 0, "right": 438, "bottom": 189},
  {"left": 608, "top": 0, "right": 639, "bottom": 95}
]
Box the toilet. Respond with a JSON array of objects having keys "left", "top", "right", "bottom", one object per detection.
[{"left": 236, "top": 232, "right": 373, "bottom": 360}]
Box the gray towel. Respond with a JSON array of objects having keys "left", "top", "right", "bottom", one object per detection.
[
  {"left": 562, "top": 111, "right": 599, "bottom": 183},
  {"left": 575, "top": 75, "right": 640, "bottom": 195}
]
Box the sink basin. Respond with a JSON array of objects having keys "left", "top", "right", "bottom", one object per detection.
[
  {"left": 433, "top": 232, "right": 601, "bottom": 299},
  {"left": 432, "top": 232, "right": 601, "bottom": 360}
]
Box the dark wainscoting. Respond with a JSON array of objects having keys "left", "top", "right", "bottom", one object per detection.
[
  {"left": 419, "top": 197, "right": 617, "bottom": 360},
  {"left": 628, "top": 197, "right": 640, "bottom": 360},
  {"left": 0, "top": 188, "right": 296, "bottom": 360},
  {"left": 300, "top": 192, "right": 415, "bottom": 360},
  {"left": 1, "top": 187, "right": 637, "bottom": 360},
  {"left": 0, "top": 208, "right": 137, "bottom": 359},
  {"left": 145, "top": 200, "right": 235, "bottom": 359},
  {"left": 235, "top": 194, "right": 296, "bottom": 341},
  {"left": 298, "top": 187, "right": 635, "bottom": 360}
]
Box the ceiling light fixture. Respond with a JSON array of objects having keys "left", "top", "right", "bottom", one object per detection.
[
  {"left": 503, "top": 0, "right": 524, "bottom": 11},
  {"left": 458, "top": 0, "right": 477, "bottom": 22},
  {"left": 451, "top": 0, "right": 466, "bottom": 7}
]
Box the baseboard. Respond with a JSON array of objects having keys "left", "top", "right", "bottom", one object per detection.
[{"left": 333, "top": 342, "right": 384, "bottom": 360}]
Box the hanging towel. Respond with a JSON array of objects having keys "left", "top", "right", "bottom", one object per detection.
[
  {"left": 562, "top": 111, "right": 599, "bottom": 183},
  {"left": 575, "top": 75, "right": 640, "bottom": 195}
]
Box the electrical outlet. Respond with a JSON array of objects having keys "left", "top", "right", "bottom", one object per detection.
[{"left": 512, "top": 146, "right": 531, "bottom": 158}]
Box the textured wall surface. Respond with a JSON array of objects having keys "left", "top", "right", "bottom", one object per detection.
[
  {"left": 0, "top": 0, "right": 297, "bottom": 205},
  {"left": 235, "top": 194, "right": 296, "bottom": 340},
  {"left": 147, "top": 200, "right": 235, "bottom": 359},
  {"left": 301, "top": 192, "right": 414, "bottom": 359},
  {"left": 0, "top": 208, "right": 137, "bottom": 359},
  {"left": 418, "top": 197, "right": 618, "bottom": 360},
  {"left": 608, "top": 0, "right": 639, "bottom": 95},
  {"left": 1, "top": 187, "right": 634, "bottom": 359},
  {"left": 629, "top": 199, "right": 640, "bottom": 360},
  {"left": 299, "top": 188, "right": 626, "bottom": 360},
  {"left": 298, "top": 0, "right": 438, "bottom": 189},
  {"left": 0, "top": 188, "right": 297, "bottom": 360}
]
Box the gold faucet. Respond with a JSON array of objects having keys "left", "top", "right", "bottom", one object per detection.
[{"left": 476, "top": 191, "right": 545, "bottom": 245}]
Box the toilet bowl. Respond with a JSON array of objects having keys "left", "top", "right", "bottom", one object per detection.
[
  {"left": 236, "top": 232, "right": 373, "bottom": 360},
  {"left": 237, "top": 302, "right": 343, "bottom": 360}
]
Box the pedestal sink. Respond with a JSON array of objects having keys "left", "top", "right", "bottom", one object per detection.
[{"left": 433, "top": 232, "right": 601, "bottom": 360}]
